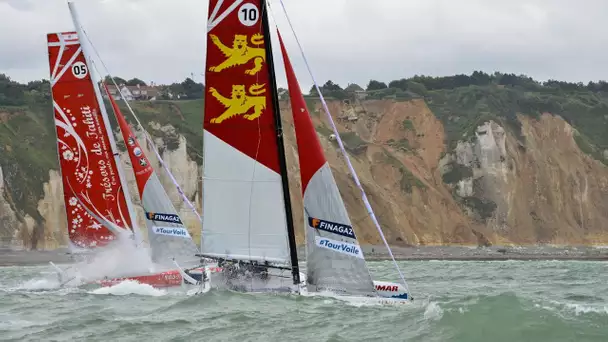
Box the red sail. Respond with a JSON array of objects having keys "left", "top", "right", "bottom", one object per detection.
[
  {"left": 103, "top": 83, "right": 153, "bottom": 198},
  {"left": 277, "top": 31, "right": 325, "bottom": 192},
  {"left": 204, "top": 0, "right": 279, "bottom": 173},
  {"left": 47, "top": 32, "right": 133, "bottom": 249}
]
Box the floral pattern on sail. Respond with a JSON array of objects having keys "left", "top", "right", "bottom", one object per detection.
[
  {"left": 55, "top": 104, "right": 131, "bottom": 248},
  {"left": 47, "top": 31, "right": 133, "bottom": 249},
  {"left": 207, "top": 33, "right": 266, "bottom": 75},
  {"left": 208, "top": 83, "right": 267, "bottom": 124}
]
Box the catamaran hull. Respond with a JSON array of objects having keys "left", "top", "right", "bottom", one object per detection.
[
  {"left": 372, "top": 280, "right": 409, "bottom": 300},
  {"left": 198, "top": 265, "right": 410, "bottom": 302},
  {"left": 95, "top": 266, "right": 223, "bottom": 288},
  {"left": 205, "top": 267, "right": 304, "bottom": 294},
  {"left": 298, "top": 273, "right": 409, "bottom": 302},
  {"left": 93, "top": 268, "right": 409, "bottom": 303}
]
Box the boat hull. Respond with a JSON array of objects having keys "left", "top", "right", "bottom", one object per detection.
[
  {"left": 373, "top": 280, "right": 409, "bottom": 300},
  {"left": 91, "top": 264, "right": 410, "bottom": 302},
  {"left": 95, "top": 266, "right": 223, "bottom": 288}
]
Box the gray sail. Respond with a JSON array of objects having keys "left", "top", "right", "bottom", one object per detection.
[
  {"left": 141, "top": 173, "right": 200, "bottom": 268},
  {"left": 107, "top": 82, "right": 199, "bottom": 269},
  {"left": 303, "top": 164, "right": 377, "bottom": 297},
  {"left": 278, "top": 30, "right": 377, "bottom": 297}
]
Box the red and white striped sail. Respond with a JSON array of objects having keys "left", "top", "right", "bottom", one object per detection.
[
  {"left": 47, "top": 32, "right": 134, "bottom": 251},
  {"left": 105, "top": 84, "right": 199, "bottom": 267},
  {"left": 202, "top": 0, "right": 291, "bottom": 264},
  {"left": 278, "top": 31, "right": 376, "bottom": 296}
]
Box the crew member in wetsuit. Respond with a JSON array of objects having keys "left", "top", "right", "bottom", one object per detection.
[
  {"left": 250, "top": 261, "right": 269, "bottom": 280},
  {"left": 260, "top": 261, "right": 269, "bottom": 280}
]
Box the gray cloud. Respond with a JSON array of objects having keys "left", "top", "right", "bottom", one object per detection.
[{"left": 1, "top": 0, "right": 607, "bottom": 90}]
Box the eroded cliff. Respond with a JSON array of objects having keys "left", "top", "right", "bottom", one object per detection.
[{"left": 3, "top": 93, "right": 608, "bottom": 248}]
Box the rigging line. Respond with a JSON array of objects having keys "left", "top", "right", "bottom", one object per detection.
[
  {"left": 275, "top": 0, "right": 411, "bottom": 296},
  {"left": 81, "top": 28, "right": 202, "bottom": 223}
]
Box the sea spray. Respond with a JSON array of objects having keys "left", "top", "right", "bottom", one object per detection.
[{"left": 65, "top": 235, "right": 157, "bottom": 282}]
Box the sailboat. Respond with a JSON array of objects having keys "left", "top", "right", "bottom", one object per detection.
[
  {"left": 196, "top": 0, "right": 411, "bottom": 301},
  {"left": 46, "top": 2, "right": 208, "bottom": 289}
]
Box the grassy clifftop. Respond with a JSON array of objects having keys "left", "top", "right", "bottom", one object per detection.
[{"left": 310, "top": 73, "right": 608, "bottom": 163}]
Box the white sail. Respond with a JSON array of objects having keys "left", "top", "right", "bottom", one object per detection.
[
  {"left": 201, "top": 133, "right": 291, "bottom": 264},
  {"left": 201, "top": 0, "right": 295, "bottom": 266}
]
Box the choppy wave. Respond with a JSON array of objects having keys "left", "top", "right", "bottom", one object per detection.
[{"left": 1, "top": 260, "right": 608, "bottom": 341}]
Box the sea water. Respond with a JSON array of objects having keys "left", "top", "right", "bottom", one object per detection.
[{"left": 1, "top": 260, "right": 607, "bottom": 341}]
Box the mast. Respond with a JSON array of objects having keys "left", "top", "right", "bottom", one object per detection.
[
  {"left": 67, "top": 1, "right": 141, "bottom": 243},
  {"left": 260, "top": 0, "right": 300, "bottom": 285}
]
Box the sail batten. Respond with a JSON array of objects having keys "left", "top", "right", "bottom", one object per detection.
[{"left": 277, "top": 30, "right": 377, "bottom": 296}]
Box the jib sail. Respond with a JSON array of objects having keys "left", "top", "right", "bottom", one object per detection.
[
  {"left": 278, "top": 30, "right": 376, "bottom": 297},
  {"left": 104, "top": 83, "right": 199, "bottom": 267}
]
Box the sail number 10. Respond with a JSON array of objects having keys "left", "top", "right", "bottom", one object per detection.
[{"left": 238, "top": 3, "right": 259, "bottom": 26}]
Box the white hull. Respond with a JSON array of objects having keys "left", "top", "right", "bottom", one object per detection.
[{"left": 201, "top": 262, "right": 410, "bottom": 302}]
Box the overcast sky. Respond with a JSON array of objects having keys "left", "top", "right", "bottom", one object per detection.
[{"left": 1, "top": 0, "right": 607, "bottom": 90}]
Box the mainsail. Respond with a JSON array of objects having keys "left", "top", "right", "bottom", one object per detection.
[
  {"left": 47, "top": 31, "right": 135, "bottom": 251},
  {"left": 277, "top": 31, "right": 377, "bottom": 297},
  {"left": 105, "top": 83, "right": 199, "bottom": 267},
  {"left": 202, "top": 0, "right": 299, "bottom": 278}
]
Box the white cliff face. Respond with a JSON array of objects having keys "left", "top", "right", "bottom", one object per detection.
[
  {"left": 0, "top": 165, "right": 41, "bottom": 249},
  {"left": 35, "top": 170, "right": 67, "bottom": 249},
  {"left": 0, "top": 122, "right": 203, "bottom": 250},
  {"left": 157, "top": 135, "right": 201, "bottom": 236},
  {"left": 115, "top": 123, "right": 202, "bottom": 244},
  {"left": 445, "top": 121, "right": 511, "bottom": 231},
  {"left": 0, "top": 166, "right": 20, "bottom": 247}
]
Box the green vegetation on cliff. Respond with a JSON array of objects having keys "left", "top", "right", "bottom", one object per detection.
[
  {"left": 0, "top": 75, "right": 54, "bottom": 226},
  {"left": 0, "top": 74, "right": 204, "bottom": 232},
  {"left": 315, "top": 72, "right": 608, "bottom": 163},
  {"left": 107, "top": 99, "right": 203, "bottom": 161},
  {"left": 3, "top": 70, "right": 608, "bottom": 244}
]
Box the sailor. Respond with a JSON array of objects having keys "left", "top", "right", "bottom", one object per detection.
[
  {"left": 250, "top": 261, "right": 269, "bottom": 280},
  {"left": 224, "top": 261, "right": 238, "bottom": 280},
  {"left": 260, "top": 261, "right": 269, "bottom": 280}
]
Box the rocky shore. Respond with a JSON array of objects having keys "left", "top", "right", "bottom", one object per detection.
[
  {"left": 360, "top": 245, "right": 608, "bottom": 261},
  {"left": 3, "top": 245, "right": 608, "bottom": 267},
  {"left": 0, "top": 247, "right": 74, "bottom": 266}
]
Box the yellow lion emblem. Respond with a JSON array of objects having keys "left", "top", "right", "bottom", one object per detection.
[
  {"left": 208, "top": 84, "right": 267, "bottom": 124},
  {"left": 208, "top": 33, "right": 265, "bottom": 75}
]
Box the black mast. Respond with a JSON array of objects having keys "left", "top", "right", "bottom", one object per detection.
[{"left": 260, "top": 0, "right": 300, "bottom": 286}]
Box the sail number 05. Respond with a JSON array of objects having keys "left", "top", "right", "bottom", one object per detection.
[
  {"left": 71, "top": 61, "right": 88, "bottom": 79},
  {"left": 238, "top": 3, "right": 259, "bottom": 26}
]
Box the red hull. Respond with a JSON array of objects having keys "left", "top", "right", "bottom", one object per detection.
[
  {"left": 97, "top": 267, "right": 223, "bottom": 288},
  {"left": 98, "top": 269, "right": 182, "bottom": 288}
]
